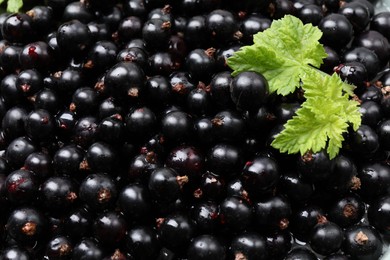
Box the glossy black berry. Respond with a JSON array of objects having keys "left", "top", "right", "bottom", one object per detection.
[
  {"left": 44, "top": 235, "right": 73, "bottom": 259},
  {"left": 117, "top": 183, "right": 152, "bottom": 223},
  {"left": 6, "top": 207, "right": 47, "bottom": 245},
  {"left": 219, "top": 196, "right": 252, "bottom": 233},
  {"left": 187, "top": 235, "right": 226, "bottom": 260},
  {"left": 41, "top": 176, "right": 78, "bottom": 214},
  {"left": 79, "top": 173, "right": 117, "bottom": 212},
  {"left": 343, "top": 225, "right": 383, "bottom": 260},
  {"left": 5, "top": 169, "right": 38, "bottom": 205},
  {"left": 254, "top": 195, "right": 292, "bottom": 232},
  {"left": 126, "top": 226, "right": 159, "bottom": 259},
  {"left": 148, "top": 167, "right": 187, "bottom": 203},
  {"left": 56, "top": 19, "right": 92, "bottom": 56},
  {"left": 309, "top": 219, "right": 343, "bottom": 256},
  {"left": 230, "top": 71, "right": 269, "bottom": 112},
  {"left": 318, "top": 13, "right": 354, "bottom": 50},
  {"left": 157, "top": 213, "right": 195, "bottom": 253},
  {"left": 241, "top": 155, "right": 280, "bottom": 198},
  {"left": 229, "top": 232, "right": 267, "bottom": 260},
  {"left": 92, "top": 211, "right": 127, "bottom": 248}
]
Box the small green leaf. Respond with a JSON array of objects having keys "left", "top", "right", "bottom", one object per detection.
[
  {"left": 227, "top": 15, "right": 362, "bottom": 159},
  {"left": 227, "top": 15, "right": 327, "bottom": 95},
  {"left": 7, "top": 0, "right": 23, "bottom": 13},
  {"left": 271, "top": 73, "right": 361, "bottom": 159}
]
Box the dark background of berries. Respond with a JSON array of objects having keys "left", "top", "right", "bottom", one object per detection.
[{"left": 0, "top": 0, "right": 389, "bottom": 259}]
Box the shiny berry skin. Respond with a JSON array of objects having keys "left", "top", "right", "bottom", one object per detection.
[
  {"left": 186, "top": 87, "right": 211, "bottom": 116},
  {"left": 367, "top": 195, "right": 390, "bottom": 235},
  {"left": 343, "top": 47, "right": 381, "bottom": 80},
  {"left": 144, "top": 75, "right": 172, "bottom": 109},
  {"left": 357, "top": 162, "right": 390, "bottom": 202},
  {"left": 318, "top": 13, "right": 354, "bottom": 50},
  {"left": 83, "top": 40, "right": 118, "bottom": 74},
  {"left": 157, "top": 213, "right": 195, "bottom": 253},
  {"left": 0, "top": 246, "right": 30, "bottom": 260},
  {"left": 285, "top": 248, "right": 317, "bottom": 260},
  {"left": 69, "top": 87, "right": 99, "bottom": 116},
  {"left": 230, "top": 71, "right": 269, "bottom": 112},
  {"left": 290, "top": 205, "right": 325, "bottom": 242},
  {"left": 79, "top": 173, "right": 117, "bottom": 212},
  {"left": 63, "top": 207, "right": 92, "bottom": 240},
  {"left": 229, "top": 232, "right": 267, "bottom": 260},
  {"left": 161, "top": 110, "right": 193, "bottom": 143},
  {"left": 117, "top": 16, "right": 143, "bottom": 43},
  {"left": 19, "top": 41, "right": 52, "bottom": 72},
  {"left": 6, "top": 207, "right": 47, "bottom": 245},
  {"left": 165, "top": 145, "right": 204, "bottom": 181},
  {"left": 5, "top": 136, "right": 37, "bottom": 169},
  {"left": 41, "top": 176, "right": 78, "bottom": 214},
  {"left": 265, "top": 231, "right": 292, "bottom": 260},
  {"left": 343, "top": 225, "right": 383, "bottom": 260},
  {"left": 240, "top": 15, "right": 271, "bottom": 44},
  {"left": 206, "top": 9, "right": 239, "bottom": 43},
  {"left": 148, "top": 167, "right": 187, "bottom": 203},
  {"left": 241, "top": 155, "right": 280, "bottom": 198},
  {"left": 117, "top": 183, "right": 152, "bottom": 223},
  {"left": 44, "top": 235, "right": 73, "bottom": 259},
  {"left": 325, "top": 154, "right": 357, "bottom": 195},
  {"left": 72, "top": 116, "right": 99, "bottom": 148},
  {"left": 334, "top": 61, "right": 367, "bottom": 91},
  {"left": 92, "top": 211, "right": 127, "bottom": 248},
  {"left": 328, "top": 194, "right": 366, "bottom": 228},
  {"left": 309, "top": 220, "right": 343, "bottom": 256},
  {"left": 16, "top": 69, "right": 43, "bottom": 98},
  {"left": 2, "top": 106, "right": 28, "bottom": 140},
  {"left": 85, "top": 141, "right": 117, "bottom": 173},
  {"left": 2, "top": 13, "right": 35, "bottom": 44},
  {"left": 219, "top": 196, "right": 252, "bottom": 233},
  {"left": 354, "top": 30, "right": 390, "bottom": 66},
  {"left": 24, "top": 109, "right": 55, "bottom": 142},
  {"left": 212, "top": 110, "right": 245, "bottom": 142},
  {"left": 187, "top": 234, "right": 226, "bottom": 260},
  {"left": 104, "top": 61, "right": 145, "bottom": 99},
  {"left": 254, "top": 195, "right": 292, "bottom": 233},
  {"left": 190, "top": 201, "right": 219, "bottom": 233},
  {"left": 298, "top": 150, "right": 334, "bottom": 184},
  {"left": 206, "top": 143, "right": 243, "bottom": 178},
  {"left": 126, "top": 226, "right": 159, "bottom": 259},
  {"left": 53, "top": 144, "right": 84, "bottom": 177},
  {"left": 125, "top": 106, "right": 157, "bottom": 143},
  {"left": 56, "top": 19, "right": 92, "bottom": 56},
  {"left": 185, "top": 48, "right": 216, "bottom": 83},
  {"left": 34, "top": 88, "right": 60, "bottom": 113},
  {"left": 5, "top": 169, "right": 38, "bottom": 205},
  {"left": 280, "top": 171, "right": 314, "bottom": 205},
  {"left": 142, "top": 18, "right": 172, "bottom": 51},
  {"left": 339, "top": 2, "right": 370, "bottom": 33},
  {"left": 371, "top": 12, "right": 390, "bottom": 41},
  {"left": 72, "top": 238, "right": 103, "bottom": 260}
]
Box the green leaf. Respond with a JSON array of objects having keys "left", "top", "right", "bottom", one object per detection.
[
  {"left": 227, "top": 15, "right": 327, "bottom": 95},
  {"left": 271, "top": 73, "right": 361, "bottom": 159},
  {"left": 7, "top": 0, "right": 23, "bottom": 13}
]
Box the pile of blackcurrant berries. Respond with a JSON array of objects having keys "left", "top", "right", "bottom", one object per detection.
[{"left": 0, "top": 0, "right": 388, "bottom": 259}]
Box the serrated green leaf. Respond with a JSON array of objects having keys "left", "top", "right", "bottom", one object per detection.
[
  {"left": 7, "top": 0, "right": 23, "bottom": 13},
  {"left": 227, "top": 15, "right": 327, "bottom": 95},
  {"left": 271, "top": 74, "right": 361, "bottom": 159},
  {"left": 271, "top": 101, "right": 350, "bottom": 159},
  {"left": 227, "top": 15, "right": 362, "bottom": 159}
]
